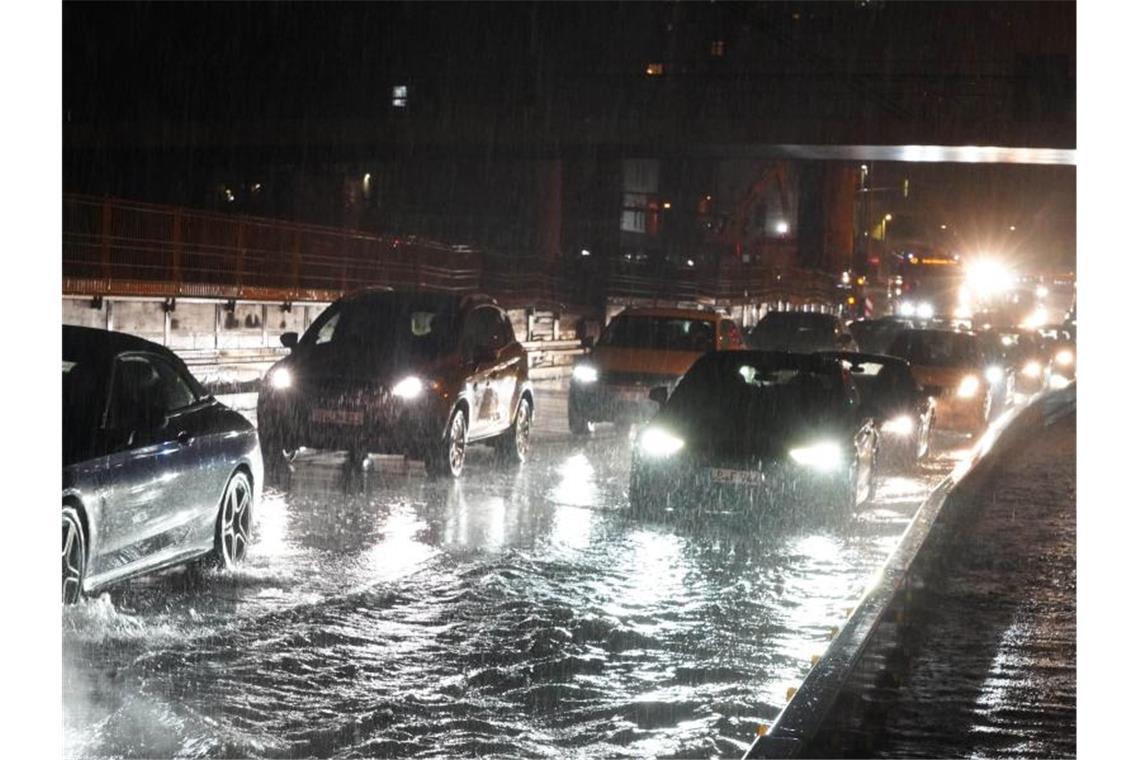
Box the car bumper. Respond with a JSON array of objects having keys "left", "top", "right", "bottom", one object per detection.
[
  {"left": 570, "top": 381, "right": 669, "bottom": 424},
  {"left": 257, "top": 391, "right": 451, "bottom": 455},
  {"left": 630, "top": 458, "right": 851, "bottom": 515}
]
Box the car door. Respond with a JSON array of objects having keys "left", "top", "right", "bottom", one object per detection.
[
  {"left": 89, "top": 353, "right": 210, "bottom": 582},
  {"left": 489, "top": 308, "right": 524, "bottom": 431},
  {"left": 459, "top": 307, "right": 496, "bottom": 439}
]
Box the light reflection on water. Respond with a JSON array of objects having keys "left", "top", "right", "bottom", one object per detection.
[{"left": 64, "top": 427, "right": 954, "bottom": 759}]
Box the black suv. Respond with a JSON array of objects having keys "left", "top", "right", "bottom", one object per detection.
[{"left": 257, "top": 290, "right": 534, "bottom": 478}]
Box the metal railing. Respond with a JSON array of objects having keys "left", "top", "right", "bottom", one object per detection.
[{"left": 63, "top": 194, "right": 841, "bottom": 310}]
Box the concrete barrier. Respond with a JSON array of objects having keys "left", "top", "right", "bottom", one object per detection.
[{"left": 744, "top": 382, "right": 1076, "bottom": 759}]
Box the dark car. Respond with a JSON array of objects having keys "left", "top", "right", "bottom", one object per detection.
[
  {"left": 820, "top": 351, "right": 934, "bottom": 467},
  {"left": 629, "top": 351, "right": 878, "bottom": 516},
  {"left": 62, "top": 326, "right": 262, "bottom": 604},
  {"left": 257, "top": 289, "right": 534, "bottom": 479},
  {"left": 747, "top": 311, "right": 858, "bottom": 353},
  {"left": 849, "top": 317, "right": 914, "bottom": 355}
]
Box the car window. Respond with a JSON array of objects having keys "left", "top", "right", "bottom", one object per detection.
[
  {"left": 477, "top": 307, "right": 507, "bottom": 350},
  {"left": 150, "top": 355, "right": 199, "bottom": 412},
  {"left": 598, "top": 315, "right": 716, "bottom": 352},
  {"left": 106, "top": 355, "right": 165, "bottom": 431},
  {"left": 719, "top": 319, "right": 743, "bottom": 348}
]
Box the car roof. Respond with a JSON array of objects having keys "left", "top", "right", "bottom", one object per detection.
[
  {"left": 756, "top": 311, "right": 838, "bottom": 323},
  {"left": 616, "top": 306, "right": 721, "bottom": 321},
  {"left": 63, "top": 325, "right": 170, "bottom": 359}
]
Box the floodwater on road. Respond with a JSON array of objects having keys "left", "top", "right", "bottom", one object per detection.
[{"left": 63, "top": 386, "right": 963, "bottom": 759}]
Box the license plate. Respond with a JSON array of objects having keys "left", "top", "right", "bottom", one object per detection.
[
  {"left": 611, "top": 387, "right": 648, "bottom": 402},
  {"left": 311, "top": 408, "right": 364, "bottom": 426},
  {"left": 710, "top": 467, "right": 764, "bottom": 486}
]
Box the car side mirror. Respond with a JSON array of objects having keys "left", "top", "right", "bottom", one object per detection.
[
  {"left": 280, "top": 332, "right": 299, "bottom": 349},
  {"left": 582, "top": 335, "right": 595, "bottom": 350},
  {"left": 648, "top": 386, "right": 669, "bottom": 406}
]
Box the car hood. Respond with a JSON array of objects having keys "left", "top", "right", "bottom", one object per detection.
[{"left": 589, "top": 347, "right": 706, "bottom": 380}]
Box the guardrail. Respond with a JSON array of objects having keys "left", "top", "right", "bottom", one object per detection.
[
  {"left": 744, "top": 385, "right": 1076, "bottom": 758},
  {"left": 63, "top": 194, "right": 842, "bottom": 310}
]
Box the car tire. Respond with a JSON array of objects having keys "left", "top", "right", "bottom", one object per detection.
[
  {"left": 495, "top": 396, "right": 533, "bottom": 465},
  {"left": 426, "top": 408, "right": 468, "bottom": 479},
  {"left": 62, "top": 506, "right": 86, "bottom": 605},
  {"left": 568, "top": 404, "right": 595, "bottom": 436},
  {"left": 212, "top": 470, "right": 254, "bottom": 569}
]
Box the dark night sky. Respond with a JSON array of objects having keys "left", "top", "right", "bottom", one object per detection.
[{"left": 62, "top": 1, "right": 1076, "bottom": 268}]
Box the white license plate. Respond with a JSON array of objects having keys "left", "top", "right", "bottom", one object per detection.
[
  {"left": 710, "top": 468, "right": 764, "bottom": 486},
  {"left": 311, "top": 408, "right": 364, "bottom": 426}
]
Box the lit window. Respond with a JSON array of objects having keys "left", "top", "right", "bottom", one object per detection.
[
  {"left": 392, "top": 85, "right": 408, "bottom": 108},
  {"left": 645, "top": 63, "right": 664, "bottom": 76},
  {"left": 710, "top": 40, "right": 725, "bottom": 57}
]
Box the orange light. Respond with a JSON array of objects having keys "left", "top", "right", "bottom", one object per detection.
[{"left": 847, "top": 296, "right": 857, "bottom": 305}]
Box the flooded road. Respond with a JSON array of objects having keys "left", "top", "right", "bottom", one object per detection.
[{"left": 64, "top": 385, "right": 963, "bottom": 758}]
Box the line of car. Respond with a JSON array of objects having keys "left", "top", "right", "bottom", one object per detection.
[
  {"left": 570, "top": 307, "right": 1075, "bottom": 518},
  {"left": 62, "top": 295, "right": 1075, "bottom": 603}
]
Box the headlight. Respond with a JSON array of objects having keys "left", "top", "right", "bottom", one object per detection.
[
  {"left": 638, "top": 427, "right": 684, "bottom": 458},
  {"left": 957, "top": 375, "right": 980, "bottom": 398},
  {"left": 1021, "top": 360, "right": 1042, "bottom": 378},
  {"left": 788, "top": 441, "right": 843, "bottom": 471},
  {"left": 1049, "top": 373, "right": 1070, "bottom": 390},
  {"left": 572, "top": 364, "right": 599, "bottom": 384},
  {"left": 881, "top": 415, "right": 915, "bottom": 436},
  {"left": 916, "top": 302, "right": 934, "bottom": 320},
  {"left": 268, "top": 367, "right": 292, "bottom": 390},
  {"left": 899, "top": 301, "right": 916, "bottom": 317},
  {"left": 392, "top": 376, "right": 425, "bottom": 400},
  {"left": 985, "top": 366, "right": 1004, "bottom": 384},
  {"left": 1055, "top": 349, "right": 1074, "bottom": 366}
]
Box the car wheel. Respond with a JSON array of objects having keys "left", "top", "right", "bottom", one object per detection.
[
  {"left": 495, "top": 396, "right": 533, "bottom": 465},
  {"left": 568, "top": 405, "right": 595, "bottom": 436},
  {"left": 62, "top": 506, "right": 86, "bottom": 605},
  {"left": 213, "top": 470, "right": 253, "bottom": 569},
  {"left": 427, "top": 408, "right": 468, "bottom": 479}
]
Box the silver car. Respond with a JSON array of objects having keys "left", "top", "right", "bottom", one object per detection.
[{"left": 62, "top": 326, "right": 263, "bottom": 604}]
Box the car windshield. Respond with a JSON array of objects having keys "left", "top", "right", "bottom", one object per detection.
[
  {"left": 845, "top": 359, "right": 916, "bottom": 410},
  {"left": 302, "top": 294, "right": 459, "bottom": 360},
  {"left": 749, "top": 313, "right": 838, "bottom": 346},
  {"left": 597, "top": 315, "right": 715, "bottom": 352},
  {"left": 849, "top": 322, "right": 902, "bottom": 353},
  {"left": 888, "top": 331, "right": 980, "bottom": 367}
]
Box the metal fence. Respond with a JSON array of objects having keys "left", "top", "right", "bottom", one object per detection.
[{"left": 63, "top": 194, "right": 840, "bottom": 310}]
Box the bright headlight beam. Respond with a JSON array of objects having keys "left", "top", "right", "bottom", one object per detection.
[
  {"left": 881, "top": 415, "right": 915, "bottom": 436},
  {"left": 1055, "top": 349, "right": 1074, "bottom": 366},
  {"left": 269, "top": 367, "right": 292, "bottom": 389},
  {"left": 957, "top": 375, "right": 980, "bottom": 398},
  {"left": 985, "top": 366, "right": 1004, "bottom": 384},
  {"left": 916, "top": 302, "right": 934, "bottom": 320},
  {"left": 572, "top": 364, "right": 599, "bottom": 383},
  {"left": 639, "top": 427, "right": 684, "bottom": 458},
  {"left": 392, "top": 376, "right": 424, "bottom": 399},
  {"left": 788, "top": 441, "right": 843, "bottom": 471},
  {"left": 1021, "top": 361, "right": 1042, "bottom": 378}
]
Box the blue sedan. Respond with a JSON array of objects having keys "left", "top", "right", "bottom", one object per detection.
[{"left": 62, "top": 326, "right": 262, "bottom": 604}]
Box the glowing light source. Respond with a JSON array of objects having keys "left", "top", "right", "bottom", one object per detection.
[
  {"left": 965, "top": 259, "right": 1016, "bottom": 298},
  {"left": 269, "top": 367, "right": 292, "bottom": 389},
  {"left": 775, "top": 220, "right": 790, "bottom": 235},
  {"left": 916, "top": 302, "right": 934, "bottom": 319},
  {"left": 881, "top": 416, "right": 914, "bottom": 436},
  {"left": 572, "top": 364, "right": 599, "bottom": 383},
  {"left": 392, "top": 376, "right": 424, "bottom": 399},
  {"left": 1021, "top": 360, "right": 1042, "bottom": 379},
  {"left": 788, "top": 441, "right": 843, "bottom": 471},
  {"left": 1036, "top": 285, "right": 1049, "bottom": 298},
  {"left": 639, "top": 427, "right": 684, "bottom": 458},
  {"left": 1055, "top": 349, "right": 1074, "bottom": 366},
  {"left": 957, "top": 375, "right": 980, "bottom": 398},
  {"left": 985, "top": 366, "right": 1004, "bottom": 384}
]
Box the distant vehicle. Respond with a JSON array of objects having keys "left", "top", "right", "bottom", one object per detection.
[
  {"left": 976, "top": 330, "right": 1017, "bottom": 412},
  {"left": 747, "top": 311, "right": 857, "bottom": 353},
  {"left": 63, "top": 326, "right": 262, "bottom": 604},
  {"left": 820, "top": 351, "right": 934, "bottom": 467},
  {"left": 257, "top": 290, "right": 534, "bottom": 479},
  {"left": 886, "top": 329, "right": 993, "bottom": 434},
  {"left": 629, "top": 351, "right": 878, "bottom": 515},
  {"left": 568, "top": 306, "right": 744, "bottom": 434},
  {"left": 849, "top": 317, "right": 915, "bottom": 355},
  {"left": 994, "top": 328, "right": 1051, "bottom": 396}
]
